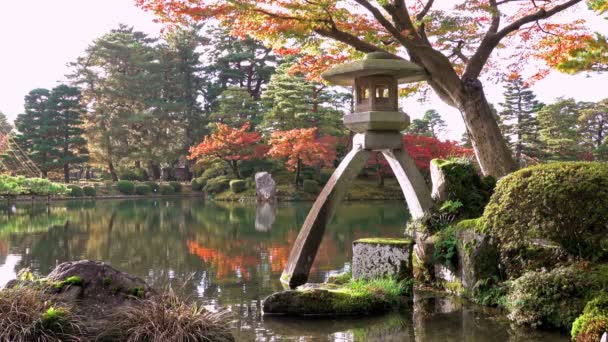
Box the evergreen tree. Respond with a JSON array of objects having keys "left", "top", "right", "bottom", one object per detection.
[
  {"left": 578, "top": 99, "right": 608, "bottom": 160},
  {"left": 422, "top": 109, "right": 446, "bottom": 138},
  {"left": 537, "top": 98, "right": 583, "bottom": 161},
  {"left": 498, "top": 76, "right": 542, "bottom": 160},
  {"left": 13, "top": 88, "right": 60, "bottom": 178},
  {"left": 0, "top": 111, "right": 13, "bottom": 135},
  {"left": 209, "top": 87, "right": 261, "bottom": 128},
  {"left": 406, "top": 118, "right": 432, "bottom": 136},
  {"left": 50, "top": 85, "right": 89, "bottom": 182},
  {"left": 261, "top": 62, "right": 344, "bottom": 134}
]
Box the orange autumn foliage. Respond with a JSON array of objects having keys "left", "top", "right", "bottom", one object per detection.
[
  {"left": 188, "top": 122, "right": 263, "bottom": 163},
  {"left": 266, "top": 128, "right": 337, "bottom": 172}
]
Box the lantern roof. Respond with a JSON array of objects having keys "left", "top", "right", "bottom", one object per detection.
[{"left": 321, "top": 52, "right": 428, "bottom": 86}]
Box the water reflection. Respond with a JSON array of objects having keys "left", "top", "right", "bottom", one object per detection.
[{"left": 0, "top": 199, "right": 567, "bottom": 341}]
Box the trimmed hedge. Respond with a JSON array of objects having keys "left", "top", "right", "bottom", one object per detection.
[
  {"left": 116, "top": 180, "right": 135, "bottom": 195},
  {"left": 144, "top": 181, "right": 160, "bottom": 193},
  {"left": 229, "top": 180, "right": 246, "bottom": 193},
  {"left": 83, "top": 186, "right": 96, "bottom": 197},
  {"left": 160, "top": 184, "right": 174, "bottom": 195},
  {"left": 484, "top": 162, "right": 608, "bottom": 277},
  {"left": 68, "top": 185, "right": 84, "bottom": 197},
  {"left": 169, "top": 181, "right": 182, "bottom": 193},
  {"left": 119, "top": 169, "right": 146, "bottom": 181},
  {"left": 135, "top": 184, "right": 151, "bottom": 195},
  {"left": 302, "top": 179, "right": 319, "bottom": 194},
  {"left": 204, "top": 176, "right": 230, "bottom": 194},
  {"left": 572, "top": 293, "right": 608, "bottom": 341}
]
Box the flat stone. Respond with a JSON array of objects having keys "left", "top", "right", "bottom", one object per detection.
[
  {"left": 344, "top": 111, "right": 410, "bottom": 133},
  {"left": 352, "top": 238, "right": 413, "bottom": 281},
  {"left": 255, "top": 172, "right": 276, "bottom": 202},
  {"left": 353, "top": 131, "right": 403, "bottom": 150}
]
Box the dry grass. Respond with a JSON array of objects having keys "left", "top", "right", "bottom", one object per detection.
[
  {"left": 98, "top": 291, "right": 234, "bottom": 342},
  {"left": 0, "top": 286, "right": 85, "bottom": 342}
]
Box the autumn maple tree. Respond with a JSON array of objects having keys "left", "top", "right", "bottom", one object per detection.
[
  {"left": 267, "top": 128, "right": 337, "bottom": 187},
  {"left": 136, "top": 0, "right": 602, "bottom": 178},
  {"left": 188, "top": 122, "right": 263, "bottom": 178}
]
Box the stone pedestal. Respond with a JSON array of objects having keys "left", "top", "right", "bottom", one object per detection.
[{"left": 352, "top": 238, "right": 413, "bottom": 281}]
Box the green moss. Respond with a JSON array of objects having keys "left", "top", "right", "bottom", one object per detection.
[
  {"left": 484, "top": 162, "right": 608, "bottom": 277},
  {"left": 41, "top": 306, "right": 67, "bottom": 328},
  {"left": 53, "top": 276, "right": 84, "bottom": 290},
  {"left": 103, "top": 277, "right": 112, "bottom": 287},
  {"left": 129, "top": 287, "right": 144, "bottom": 298},
  {"left": 327, "top": 271, "right": 352, "bottom": 285},
  {"left": 356, "top": 237, "right": 412, "bottom": 245},
  {"left": 455, "top": 217, "right": 487, "bottom": 235}
]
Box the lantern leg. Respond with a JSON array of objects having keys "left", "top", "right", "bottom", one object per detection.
[
  {"left": 381, "top": 149, "right": 433, "bottom": 219},
  {"left": 281, "top": 145, "right": 371, "bottom": 288}
]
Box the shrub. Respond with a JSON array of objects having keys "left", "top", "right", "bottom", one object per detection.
[
  {"left": 67, "top": 185, "right": 84, "bottom": 197},
  {"left": 83, "top": 186, "right": 96, "bottom": 197},
  {"left": 119, "top": 169, "right": 146, "bottom": 181},
  {"left": 572, "top": 293, "right": 608, "bottom": 341},
  {"left": 0, "top": 286, "right": 85, "bottom": 341},
  {"left": 229, "top": 180, "right": 246, "bottom": 193},
  {"left": 160, "top": 184, "right": 174, "bottom": 195},
  {"left": 431, "top": 158, "right": 495, "bottom": 219},
  {"left": 191, "top": 178, "right": 204, "bottom": 191},
  {"left": 484, "top": 162, "right": 608, "bottom": 276},
  {"left": 169, "top": 181, "right": 182, "bottom": 193},
  {"left": 143, "top": 181, "right": 159, "bottom": 193},
  {"left": 98, "top": 292, "right": 233, "bottom": 342},
  {"left": 135, "top": 184, "right": 151, "bottom": 196},
  {"left": 116, "top": 180, "right": 135, "bottom": 195},
  {"left": 200, "top": 164, "right": 229, "bottom": 182},
  {"left": 506, "top": 263, "right": 608, "bottom": 331},
  {"left": 302, "top": 179, "right": 319, "bottom": 194},
  {"left": 204, "top": 176, "right": 230, "bottom": 194}
]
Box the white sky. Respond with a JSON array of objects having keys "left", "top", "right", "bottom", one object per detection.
[{"left": 0, "top": 0, "right": 607, "bottom": 141}]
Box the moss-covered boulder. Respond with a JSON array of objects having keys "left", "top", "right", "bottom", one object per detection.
[
  {"left": 430, "top": 158, "right": 495, "bottom": 219},
  {"left": 506, "top": 263, "right": 608, "bottom": 331},
  {"left": 483, "top": 162, "right": 608, "bottom": 278},
  {"left": 262, "top": 278, "right": 410, "bottom": 317},
  {"left": 352, "top": 238, "right": 413, "bottom": 281},
  {"left": 455, "top": 218, "right": 500, "bottom": 298}
]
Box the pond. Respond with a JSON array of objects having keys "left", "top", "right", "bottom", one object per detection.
[{"left": 0, "top": 198, "right": 567, "bottom": 341}]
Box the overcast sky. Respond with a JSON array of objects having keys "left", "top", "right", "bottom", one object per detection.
[{"left": 1, "top": 0, "right": 607, "bottom": 141}]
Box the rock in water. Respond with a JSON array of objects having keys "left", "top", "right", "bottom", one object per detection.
[
  {"left": 255, "top": 172, "right": 276, "bottom": 202},
  {"left": 352, "top": 238, "right": 413, "bottom": 281}
]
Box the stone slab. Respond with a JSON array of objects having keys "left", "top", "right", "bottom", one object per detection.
[
  {"left": 352, "top": 238, "right": 413, "bottom": 281},
  {"left": 344, "top": 111, "right": 410, "bottom": 133}
]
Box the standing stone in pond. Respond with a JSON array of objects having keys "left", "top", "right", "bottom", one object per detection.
[
  {"left": 352, "top": 238, "right": 413, "bottom": 281},
  {"left": 255, "top": 172, "right": 276, "bottom": 202}
]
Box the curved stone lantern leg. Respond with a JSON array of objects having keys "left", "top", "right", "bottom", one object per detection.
[
  {"left": 281, "top": 145, "right": 371, "bottom": 288},
  {"left": 381, "top": 149, "right": 433, "bottom": 219}
]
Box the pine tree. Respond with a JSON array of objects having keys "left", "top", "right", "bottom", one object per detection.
[
  {"left": 209, "top": 87, "right": 261, "bottom": 128},
  {"left": 50, "top": 85, "right": 89, "bottom": 182},
  {"left": 537, "top": 98, "right": 583, "bottom": 161},
  {"left": 0, "top": 111, "right": 12, "bottom": 135},
  {"left": 578, "top": 99, "right": 608, "bottom": 160},
  {"left": 261, "top": 62, "right": 344, "bottom": 133},
  {"left": 13, "top": 88, "right": 61, "bottom": 178},
  {"left": 422, "top": 109, "right": 447, "bottom": 138},
  {"left": 499, "top": 76, "right": 542, "bottom": 160}
]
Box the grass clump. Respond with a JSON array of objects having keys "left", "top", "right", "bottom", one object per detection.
[
  {"left": 327, "top": 271, "right": 352, "bottom": 285},
  {"left": 0, "top": 286, "right": 85, "bottom": 341},
  {"left": 99, "top": 292, "right": 234, "bottom": 342},
  {"left": 54, "top": 276, "right": 84, "bottom": 291}
]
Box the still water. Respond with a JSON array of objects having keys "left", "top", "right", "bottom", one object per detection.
[{"left": 0, "top": 198, "right": 566, "bottom": 341}]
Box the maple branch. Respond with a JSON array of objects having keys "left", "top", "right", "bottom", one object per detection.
[
  {"left": 416, "top": 0, "right": 435, "bottom": 21},
  {"left": 353, "top": 0, "right": 415, "bottom": 48},
  {"left": 314, "top": 26, "right": 384, "bottom": 54},
  {"left": 464, "top": 0, "right": 583, "bottom": 79}
]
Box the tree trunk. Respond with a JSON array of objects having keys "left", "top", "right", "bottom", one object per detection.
[
  {"left": 108, "top": 162, "right": 118, "bottom": 182},
  {"left": 294, "top": 159, "right": 302, "bottom": 188},
  {"left": 229, "top": 160, "right": 241, "bottom": 179},
  {"left": 458, "top": 78, "right": 518, "bottom": 177},
  {"left": 64, "top": 163, "right": 70, "bottom": 183}
]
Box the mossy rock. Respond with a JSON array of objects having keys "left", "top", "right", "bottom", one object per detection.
[
  {"left": 483, "top": 162, "right": 608, "bottom": 278},
  {"left": 263, "top": 278, "right": 410, "bottom": 317},
  {"left": 352, "top": 238, "right": 413, "bottom": 281}
]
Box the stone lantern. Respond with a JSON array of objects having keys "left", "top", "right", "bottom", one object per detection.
[{"left": 281, "top": 52, "right": 433, "bottom": 288}]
